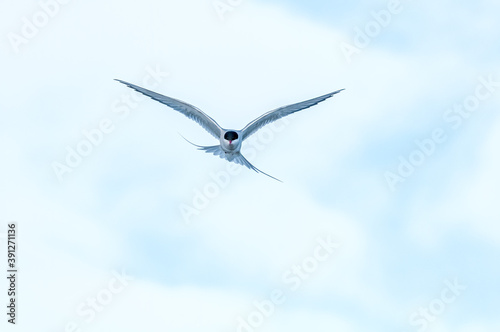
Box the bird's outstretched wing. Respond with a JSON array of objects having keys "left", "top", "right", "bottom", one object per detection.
[
  {"left": 240, "top": 89, "right": 344, "bottom": 141},
  {"left": 115, "top": 79, "right": 223, "bottom": 139}
]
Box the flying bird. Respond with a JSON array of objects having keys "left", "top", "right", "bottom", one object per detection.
[{"left": 115, "top": 79, "right": 344, "bottom": 181}]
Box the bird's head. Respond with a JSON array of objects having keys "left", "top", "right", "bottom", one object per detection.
[{"left": 222, "top": 131, "right": 240, "bottom": 151}]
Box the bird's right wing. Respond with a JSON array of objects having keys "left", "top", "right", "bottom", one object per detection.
[
  {"left": 240, "top": 89, "right": 344, "bottom": 141},
  {"left": 115, "top": 79, "right": 222, "bottom": 139}
]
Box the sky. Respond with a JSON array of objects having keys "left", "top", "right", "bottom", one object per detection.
[{"left": 1, "top": 0, "right": 500, "bottom": 331}]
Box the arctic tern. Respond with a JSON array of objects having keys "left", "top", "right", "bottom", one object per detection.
[{"left": 115, "top": 79, "right": 344, "bottom": 181}]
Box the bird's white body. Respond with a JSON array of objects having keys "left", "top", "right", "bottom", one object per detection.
[
  {"left": 116, "top": 79, "right": 343, "bottom": 181},
  {"left": 220, "top": 130, "right": 242, "bottom": 153}
]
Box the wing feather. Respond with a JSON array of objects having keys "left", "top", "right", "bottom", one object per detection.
[
  {"left": 115, "top": 79, "right": 222, "bottom": 139},
  {"left": 241, "top": 89, "right": 344, "bottom": 140}
]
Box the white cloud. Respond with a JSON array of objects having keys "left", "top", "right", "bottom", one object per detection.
[
  {"left": 407, "top": 114, "right": 500, "bottom": 247},
  {"left": 1, "top": 0, "right": 499, "bottom": 331}
]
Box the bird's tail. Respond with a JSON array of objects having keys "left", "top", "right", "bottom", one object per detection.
[
  {"left": 233, "top": 153, "right": 282, "bottom": 182},
  {"left": 179, "top": 134, "right": 225, "bottom": 158},
  {"left": 179, "top": 134, "right": 282, "bottom": 182}
]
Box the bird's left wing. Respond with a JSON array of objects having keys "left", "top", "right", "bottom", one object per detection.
[
  {"left": 240, "top": 89, "right": 344, "bottom": 141},
  {"left": 115, "top": 79, "right": 222, "bottom": 139}
]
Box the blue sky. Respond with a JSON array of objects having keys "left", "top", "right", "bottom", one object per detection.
[{"left": 1, "top": 0, "right": 500, "bottom": 331}]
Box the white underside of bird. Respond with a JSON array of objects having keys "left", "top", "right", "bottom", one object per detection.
[{"left": 116, "top": 79, "right": 344, "bottom": 181}]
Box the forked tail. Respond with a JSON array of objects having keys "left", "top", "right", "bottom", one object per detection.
[
  {"left": 232, "top": 153, "right": 282, "bottom": 182},
  {"left": 179, "top": 134, "right": 282, "bottom": 182}
]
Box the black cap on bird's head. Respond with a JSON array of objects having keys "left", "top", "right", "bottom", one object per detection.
[{"left": 224, "top": 131, "right": 238, "bottom": 144}]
